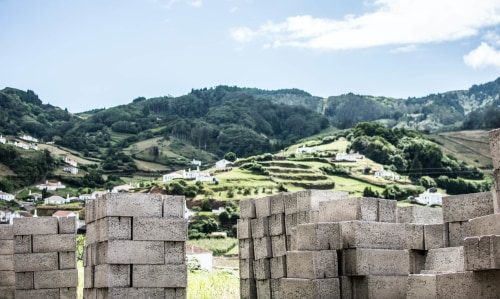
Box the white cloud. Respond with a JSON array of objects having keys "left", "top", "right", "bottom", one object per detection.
[
  {"left": 187, "top": 0, "right": 202, "bottom": 7},
  {"left": 391, "top": 44, "right": 420, "bottom": 53},
  {"left": 484, "top": 31, "right": 500, "bottom": 46},
  {"left": 230, "top": 27, "right": 256, "bottom": 43},
  {"left": 463, "top": 42, "right": 500, "bottom": 69},
  {"left": 163, "top": 0, "right": 177, "bottom": 9},
  {"left": 230, "top": 0, "right": 500, "bottom": 50}
]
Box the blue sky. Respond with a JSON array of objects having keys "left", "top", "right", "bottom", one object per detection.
[{"left": 1, "top": 0, "right": 500, "bottom": 113}]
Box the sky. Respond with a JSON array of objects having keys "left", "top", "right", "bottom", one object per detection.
[{"left": 1, "top": 0, "right": 500, "bottom": 113}]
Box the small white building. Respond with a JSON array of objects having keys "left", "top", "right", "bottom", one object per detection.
[
  {"left": 44, "top": 195, "right": 69, "bottom": 205},
  {"left": 64, "top": 157, "right": 78, "bottom": 167},
  {"left": 335, "top": 152, "right": 365, "bottom": 161},
  {"left": 63, "top": 166, "right": 79, "bottom": 174},
  {"left": 374, "top": 169, "right": 400, "bottom": 181},
  {"left": 215, "top": 159, "right": 233, "bottom": 170},
  {"left": 0, "top": 135, "right": 6, "bottom": 144},
  {"left": 21, "top": 134, "right": 38, "bottom": 143},
  {"left": 14, "top": 141, "right": 29, "bottom": 150},
  {"left": 162, "top": 170, "right": 185, "bottom": 182},
  {"left": 78, "top": 194, "right": 93, "bottom": 201},
  {"left": 295, "top": 145, "right": 317, "bottom": 154},
  {"left": 37, "top": 181, "right": 66, "bottom": 191},
  {"left": 0, "top": 191, "right": 14, "bottom": 201},
  {"left": 415, "top": 189, "right": 443, "bottom": 206},
  {"left": 111, "top": 184, "right": 132, "bottom": 193},
  {"left": 191, "top": 159, "right": 201, "bottom": 166}
]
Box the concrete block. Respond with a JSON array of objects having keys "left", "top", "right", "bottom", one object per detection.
[
  {"left": 270, "top": 256, "right": 286, "bottom": 278},
  {"left": 491, "top": 235, "right": 500, "bottom": 269},
  {"left": 237, "top": 218, "right": 251, "bottom": 239},
  {"left": 0, "top": 239, "right": 13, "bottom": 255},
  {"left": 94, "top": 264, "right": 130, "bottom": 288},
  {"left": 270, "top": 279, "right": 283, "bottom": 299},
  {"left": 0, "top": 225, "right": 13, "bottom": 239},
  {"left": 85, "top": 199, "right": 95, "bottom": 224},
  {"left": 132, "top": 264, "right": 187, "bottom": 288},
  {"left": 409, "top": 250, "right": 427, "bottom": 274},
  {"left": 163, "top": 195, "right": 185, "bottom": 218},
  {"left": 464, "top": 236, "right": 479, "bottom": 270},
  {"left": 84, "top": 265, "right": 93, "bottom": 289},
  {"left": 478, "top": 235, "right": 492, "bottom": 270},
  {"left": 250, "top": 217, "right": 268, "bottom": 239},
  {"left": 15, "top": 289, "right": 60, "bottom": 299},
  {"left": 378, "top": 198, "right": 397, "bottom": 222},
  {"left": 425, "top": 247, "right": 465, "bottom": 272},
  {"left": 58, "top": 216, "right": 77, "bottom": 234},
  {"left": 339, "top": 276, "right": 352, "bottom": 299},
  {"left": 13, "top": 252, "right": 58, "bottom": 272},
  {"left": 240, "top": 278, "right": 257, "bottom": 299},
  {"left": 283, "top": 193, "right": 297, "bottom": 215},
  {"left": 287, "top": 250, "right": 338, "bottom": 279},
  {"left": 319, "top": 197, "right": 378, "bottom": 223},
  {"left": 443, "top": 192, "right": 493, "bottom": 222},
  {"left": 281, "top": 278, "right": 340, "bottom": 299},
  {"left": 0, "top": 255, "right": 14, "bottom": 271},
  {"left": 253, "top": 237, "right": 272, "bottom": 260},
  {"left": 284, "top": 213, "right": 297, "bottom": 235},
  {"left": 270, "top": 193, "right": 285, "bottom": 215},
  {"left": 350, "top": 275, "right": 408, "bottom": 299},
  {"left": 405, "top": 224, "right": 424, "bottom": 250},
  {"left": 424, "top": 224, "right": 446, "bottom": 250},
  {"left": 447, "top": 221, "right": 471, "bottom": 247},
  {"left": 13, "top": 235, "right": 31, "bottom": 254},
  {"left": 239, "top": 259, "right": 253, "bottom": 279},
  {"left": 0, "top": 271, "right": 15, "bottom": 287},
  {"left": 296, "top": 222, "right": 341, "bottom": 251},
  {"left": 32, "top": 234, "right": 76, "bottom": 253},
  {"left": 95, "top": 287, "right": 168, "bottom": 299},
  {"left": 165, "top": 241, "right": 185, "bottom": 265},
  {"left": 96, "top": 193, "right": 164, "bottom": 219},
  {"left": 342, "top": 248, "right": 409, "bottom": 276},
  {"left": 268, "top": 214, "right": 285, "bottom": 236},
  {"left": 340, "top": 221, "right": 405, "bottom": 249},
  {"left": 297, "top": 210, "right": 317, "bottom": 225},
  {"left": 286, "top": 234, "right": 294, "bottom": 252},
  {"left": 97, "top": 240, "right": 165, "bottom": 265},
  {"left": 85, "top": 221, "right": 97, "bottom": 245},
  {"left": 239, "top": 238, "right": 254, "bottom": 260},
  {"left": 397, "top": 206, "right": 443, "bottom": 224},
  {"left": 59, "top": 251, "right": 76, "bottom": 270},
  {"left": 132, "top": 217, "right": 187, "bottom": 241},
  {"left": 493, "top": 189, "right": 500, "bottom": 214},
  {"left": 489, "top": 128, "right": 500, "bottom": 170},
  {"left": 469, "top": 213, "right": 500, "bottom": 236},
  {"left": 34, "top": 268, "right": 78, "bottom": 289},
  {"left": 271, "top": 234, "right": 287, "bottom": 257},
  {"left": 254, "top": 196, "right": 271, "bottom": 218},
  {"left": 297, "top": 190, "right": 349, "bottom": 212},
  {"left": 97, "top": 216, "right": 132, "bottom": 241},
  {"left": 253, "top": 258, "right": 270, "bottom": 280},
  {"left": 13, "top": 217, "right": 58, "bottom": 235},
  {"left": 256, "top": 279, "right": 271, "bottom": 299},
  {"left": 14, "top": 272, "right": 33, "bottom": 289},
  {"left": 164, "top": 288, "right": 186, "bottom": 299},
  {"left": 59, "top": 287, "right": 77, "bottom": 299},
  {"left": 0, "top": 286, "right": 14, "bottom": 299},
  {"left": 239, "top": 198, "right": 256, "bottom": 219}
]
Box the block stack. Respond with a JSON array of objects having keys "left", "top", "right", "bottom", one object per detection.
[
  {"left": 237, "top": 190, "right": 348, "bottom": 299},
  {"left": 83, "top": 193, "right": 188, "bottom": 299},
  {"left": 12, "top": 216, "right": 78, "bottom": 299},
  {"left": 0, "top": 224, "right": 14, "bottom": 299}
]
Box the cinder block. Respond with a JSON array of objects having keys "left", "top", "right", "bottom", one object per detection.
[
  {"left": 94, "top": 264, "right": 130, "bottom": 288},
  {"left": 491, "top": 235, "right": 500, "bottom": 269},
  {"left": 281, "top": 278, "right": 340, "bottom": 299},
  {"left": 13, "top": 252, "right": 58, "bottom": 272},
  {"left": 101, "top": 287, "right": 167, "bottom": 299},
  {"left": 270, "top": 256, "right": 286, "bottom": 279},
  {"left": 270, "top": 279, "right": 282, "bottom": 299},
  {"left": 239, "top": 259, "right": 254, "bottom": 279},
  {"left": 84, "top": 266, "right": 93, "bottom": 289},
  {"left": 297, "top": 210, "right": 318, "bottom": 225},
  {"left": 283, "top": 193, "right": 297, "bottom": 215},
  {"left": 271, "top": 235, "right": 287, "bottom": 257},
  {"left": 58, "top": 216, "right": 77, "bottom": 234},
  {"left": 297, "top": 190, "right": 348, "bottom": 212},
  {"left": 240, "top": 278, "right": 257, "bottom": 299},
  {"left": 164, "top": 288, "right": 186, "bottom": 299},
  {"left": 132, "top": 264, "right": 187, "bottom": 288},
  {"left": 0, "top": 225, "right": 13, "bottom": 239},
  {"left": 409, "top": 250, "right": 427, "bottom": 274},
  {"left": 97, "top": 240, "right": 164, "bottom": 265},
  {"left": 493, "top": 189, "right": 500, "bottom": 214},
  {"left": 0, "top": 286, "right": 14, "bottom": 299},
  {"left": 340, "top": 221, "right": 405, "bottom": 249},
  {"left": 254, "top": 196, "right": 271, "bottom": 218},
  {"left": 464, "top": 236, "right": 479, "bottom": 270},
  {"left": 489, "top": 128, "right": 500, "bottom": 170},
  {"left": 237, "top": 219, "right": 252, "bottom": 239},
  {"left": 96, "top": 193, "right": 164, "bottom": 219},
  {"left": 339, "top": 276, "right": 352, "bottom": 299},
  {"left": 284, "top": 213, "right": 297, "bottom": 235},
  {"left": 256, "top": 279, "right": 271, "bottom": 299},
  {"left": 253, "top": 258, "right": 270, "bottom": 280},
  {"left": 59, "top": 252, "right": 76, "bottom": 270},
  {"left": 165, "top": 241, "right": 185, "bottom": 265},
  {"left": 478, "top": 235, "right": 492, "bottom": 270},
  {"left": 296, "top": 222, "right": 342, "bottom": 251},
  {"left": 447, "top": 221, "right": 471, "bottom": 247},
  {"left": 59, "top": 287, "right": 77, "bottom": 299},
  {"left": 268, "top": 214, "right": 285, "bottom": 236},
  {"left": 97, "top": 216, "right": 132, "bottom": 241},
  {"left": 34, "top": 268, "right": 78, "bottom": 289},
  {"left": 319, "top": 197, "right": 378, "bottom": 223},
  {"left": 85, "top": 222, "right": 97, "bottom": 245},
  {"left": 0, "top": 239, "right": 13, "bottom": 255},
  {"left": 14, "top": 272, "right": 33, "bottom": 289},
  {"left": 424, "top": 224, "right": 446, "bottom": 250},
  {"left": 397, "top": 206, "right": 443, "bottom": 224},
  {"left": 0, "top": 255, "right": 13, "bottom": 271},
  {"left": 239, "top": 239, "right": 254, "bottom": 260},
  {"left": 253, "top": 237, "right": 272, "bottom": 260},
  {"left": 270, "top": 193, "right": 285, "bottom": 215},
  {"left": 0, "top": 271, "right": 15, "bottom": 287},
  {"left": 250, "top": 217, "right": 269, "bottom": 239},
  {"left": 378, "top": 199, "right": 397, "bottom": 222},
  {"left": 85, "top": 199, "right": 95, "bottom": 224},
  {"left": 469, "top": 213, "right": 500, "bottom": 236},
  {"left": 13, "top": 217, "right": 58, "bottom": 235},
  {"left": 15, "top": 289, "right": 60, "bottom": 299},
  {"left": 32, "top": 234, "right": 76, "bottom": 253},
  {"left": 239, "top": 198, "right": 256, "bottom": 219},
  {"left": 425, "top": 247, "right": 465, "bottom": 272},
  {"left": 287, "top": 250, "right": 338, "bottom": 279},
  {"left": 342, "top": 248, "right": 409, "bottom": 276},
  {"left": 465, "top": 235, "right": 500, "bottom": 271},
  {"left": 132, "top": 217, "right": 187, "bottom": 241},
  {"left": 443, "top": 192, "right": 493, "bottom": 222},
  {"left": 163, "top": 195, "right": 185, "bottom": 218},
  {"left": 13, "top": 235, "right": 31, "bottom": 254},
  {"left": 405, "top": 224, "right": 424, "bottom": 250},
  {"left": 350, "top": 275, "right": 408, "bottom": 299}
]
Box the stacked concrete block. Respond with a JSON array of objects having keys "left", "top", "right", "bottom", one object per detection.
[
  {"left": 0, "top": 225, "right": 14, "bottom": 299},
  {"left": 397, "top": 206, "right": 443, "bottom": 224},
  {"left": 12, "top": 216, "right": 77, "bottom": 299},
  {"left": 83, "top": 193, "right": 187, "bottom": 299}
]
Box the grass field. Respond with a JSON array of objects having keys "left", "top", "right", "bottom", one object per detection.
[{"left": 188, "top": 270, "right": 239, "bottom": 299}]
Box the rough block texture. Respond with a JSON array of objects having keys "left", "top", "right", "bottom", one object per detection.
[
  {"left": 283, "top": 193, "right": 298, "bottom": 215},
  {"left": 13, "top": 217, "right": 58, "bottom": 235},
  {"left": 32, "top": 234, "right": 76, "bottom": 253},
  {"left": 163, "top": 195, "right": 185, "bottom": 218},
  {"left": 96, "top": 216, "right": 132, "bottom": 242},
  {"left": 239, "top": 259, "right": 253, "bottom": 279},
  {"left": 58, "top": 217, "right": 77, "bottom": 234},
  {"left": 442, "top": 192, "right": 493, "bottom": 222},
  {"left": 378, "top": 199, "right": 397, "bottom": 222},
  {"left": 15, "top": 288, "right": 60, "bottom": 299},
  {"left": 424, "top": 247, "right": 465, "bottom": 272},
  {"left": 319, "top": 197, "right": 378, "bottom": 222},
  {"left": 256, "top": 279, "right": 271, "bottom": 299},
  {"left": 133, "top": 217, "right": 187, "bottom": 242},
  {"left": 297, "top": 190, "right": 349, "bottom": 212},
  {"left": 34, "top": 269, "right": 78, "bottom": 289},
  {"left": 0, "top": 286, "right": 14, "bottom": 299},
  {"left": 0, "top": 255, "right": 13, "bottom": 271},
  {"left": 340, "top": 221, "right": 405, "bottom": 249},
  {"left": 14, "top": 272, "right": 33, "bottom": 289},
  {"left": 13, "top": 252, "right": 58, "bottom": 272},
  {"left": 237, "top": 218, "right": 252, "bottom": 240},
  {"left": 270, "top": 256, "right": 286, "bottom": 279},
  {"left": 270, "top": 193, "right": 285, "bottom": 215},
  {"left": 253, "top": 258, "right": 270, "bottom": 280},
  {"left": 296, "top": 222, "right": 342, "bottom": 251},
  {"left": 13, "top": 235, "right": 31, "bottom": 254},
  {"left": 240, "top": 278, "right": 257, "bottom": 299},
  {"left": 165, "top": 241, "right": 185, "bottom": 265},
  {"left": 397, "top": 206, "right": 443, "bottom": 224},
  {"left": 489, "top": 128, "right": 500, "bottom": 170},
  {"left": 281, "top": 278, "right": 340, "bottom": 299},
  {"left": 239, "top": 198, "right": 256, "bottom": 219},
  {"left": 424, "top": 224, "right": 446, "bottom": 250},
  {"left": 132, "top": 264, "right": 187, "bottom": 288},
  {"left": 0, "top": 225, "right": 13, "bottom": 239},
  {"left": 405, "top": 224, "right": 424, "bottom": 250},
  {"left": 97, "top": 240, "right": 165, "bottom": 265},
  {"left": 0, "top": 271, "right": 15, "bottom": 287},
  {"left": 469, "top": 213, "right": 500, "bottom": 236},
  {"left": 287, "top": 250, "right": 338, "bottom": 279},
  {"left": 341, "top": 248, "right": 409, "bottom": 276},
  {"left": 284, "top": 213, "right": 297, "bottom": 235},
  {"left": 447, "top": 221, "right": 471, "bottom": 247},
  {"left": 96, "top": 193, "right": 164, "bottom": 219},
  {"left": 250, "top": 217, "right": 269, "bottom": 239},
  {"left": 254, "top": 196, "right": 272, "bottom": 218},
  {"left": 409, "top": 250, "right": 427, "bottom": 274},
  {"left": 94, "top": 264, "right": 130, "bottom": 288},
  {"left": 268, "top": 214, "right": 285, "bottom": 236},
  {"left": 239, "top": 238, "right": 254, "bottom": 260},
  {"left": 271, "top": 235, "right": 287, "bottom": 257},
  {"left": 349, "top": 275, "right": 408, "bottom": 299},
  {"left": 253, "top": 237, "right": 272, "bottom": 260}
]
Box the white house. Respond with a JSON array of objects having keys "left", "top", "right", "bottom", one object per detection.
[
  {"left": 37, "top": 181, "right": 66, "bottom": 191},
  {"left": 14, "top": 141, "right": 29, "bottom": 150},
  {"left": 191, "top": 159, "right": 201, "bottom": 166},
  {"left": 215, "top": 159, "right": 233, "bottom": 170},
  {"left": 162, "top": 170, "right": 185, "bottom": 182},
  {"left": 64, "top": 157, "right": 78, "bottom": 167},
  {"left": 186, "top": 245, "right": 213, "bottom": 272},
  {"left": 162, "top": 167, "right": 215, "bottom": 182},
  {"left": 374, "top": 169, "right": 400, "bottom": 181},
  {"left": 92, "top": 190, "right": 108, "bottom": 199},
  {"left": 63, "top": 166, "right": 79, "bottom": 174},
  {"left": 21, "top": 134, "right": 38, "bottom": 143},
  {"left": 111, "top": 184, "right": 132, "bottom": 193},
  {"left": 0, "top": 191, "right": 14, "bottom": 201},
  {"left": 335, "top": 152, "right": 365, "bottom": 161},
  {"left": 78, "top": 194, "right": 93, "bottom": 201},
  {"left": 0, "top": 135, "right": 5, "bottom": 144},
  {"left": 415, "top": 189, "right": 443, "bottom": 206},
  {"left": 295, "top": 145, "right": 317, "bottom": 154},
  {"left": 44, "top": 195, "right": 69, "bottom": 205}
]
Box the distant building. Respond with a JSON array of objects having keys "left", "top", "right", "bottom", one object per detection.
[
  {"left": 0, "top": 191, "right": 14, "bottom": 201},
  {"left": 37, "top": 181, "right": 66, "bottom": 191},
  {"left": 64, "top": 157, "right": 78, "bottom": 167},
  {"left": 374, "top": 168, "right": 400, "bottom": 181},
  {"left": 215, "top": 159, "right": 233, "bottom": 170},
  {"left": 111, "top": 184, "right": 133, "bottom": 193},
  {"left": 63, "top": 166, "right": 79, "bottom": 174},
  {"left": 20, "top": 134, "right": 38, "bottom": 143},
  {"left": 162, "top": 167, "right": 215, "bottom": 182},
  {"left": 191, "top": 159, "right": 201, "bottom": 166},
  {"left": 415, "top": 189, "right": 443, "bottom": 206},
  {"left": 44, "top": 195, "right": 69, "bottom": 205},
  {"left": 335, "top": 152, "right": 365, "bottom": 161},
  {"left": 295, "top": 145, "right": 317, "bottom": 154},
  {"left": 0, "top": 135, "right": 5, "bottom": 144}
]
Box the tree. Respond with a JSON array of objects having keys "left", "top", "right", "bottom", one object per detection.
[{"left": 223, "top": 152, "right": 237, "bottom": 162}]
